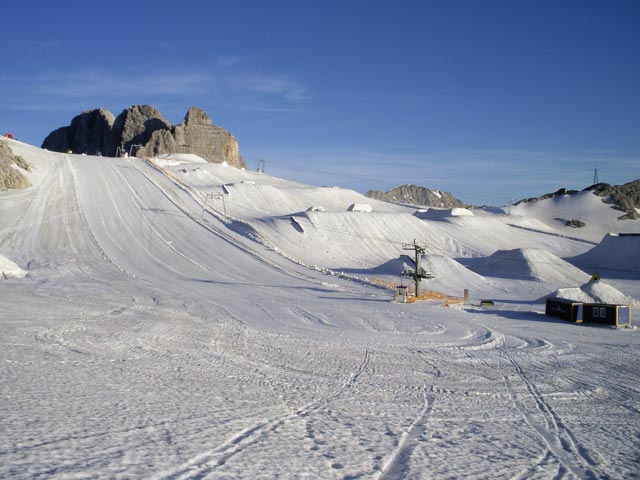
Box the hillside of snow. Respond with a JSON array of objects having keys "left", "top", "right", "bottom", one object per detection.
[
  {"left": 508, "top": 190, "right": 640, "bottom": 243},
  {"left": 1, "top": 137, "right": 639, "bottom": 479}
]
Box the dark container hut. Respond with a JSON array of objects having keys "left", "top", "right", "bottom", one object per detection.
[
  {"left": 545, "top": 298, "right": 583, "bottom": 322},
  {"left": 583, "top": 303, "right": 631, "bottom": 327}
]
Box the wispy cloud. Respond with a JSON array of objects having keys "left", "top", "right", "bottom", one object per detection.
[
  {"left": 2, "top": 62, "right": 312, "bottom": 113},
  {"left": 216, "top": 55, "right": 253, "bottom": 69}
]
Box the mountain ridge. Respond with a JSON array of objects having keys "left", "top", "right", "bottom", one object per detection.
[
  {"left": 515, "top": 180, "right": 640, "bottom": 219},
  {"left": 365, "top": 184, "right": 465, "bottom": 208},
  {"left": 41, "top": 105, "right": 245, "bottom": 168}
]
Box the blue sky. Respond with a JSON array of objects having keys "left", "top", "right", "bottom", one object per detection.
[{"left": 1, "top": 0, "right": 639, "bottom": 205}]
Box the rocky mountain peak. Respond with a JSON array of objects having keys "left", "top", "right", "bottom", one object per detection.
[
  {"left": 365, "top": 184, "right": 465, "bottom": 209},
  {"left": 111, "top": 105, "right": 171, "bottom": 152},
  {"left": 42, "top": 105, "right": 245, "bottom": 168},
  {"left": 183, "top": 106, "right": 213, "bottom": 126}
]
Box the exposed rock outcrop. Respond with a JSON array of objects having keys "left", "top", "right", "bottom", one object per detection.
[
  {"left": 585, "top": 180, "right": 640, "bottom": 219},
  {"left": 42, "top": 108, "right": 114, "bottom": 155},
  {"left": 111, "top": 105, "right": 170, "bottom": 156},
  {"left": 515, "top": 180, "right": 640, "bottom": 220},
  {"left": 366, "top": 184, "right": 464, "bottom": 208},
  {"left": 0, "top": 139, "right": 31, "bottom": 191},
  {"left": 42, "top": 105, "right": 245, "bottom": 168},
  {"left": 140, "top": 107, "right": 242, "bottom": 166}
]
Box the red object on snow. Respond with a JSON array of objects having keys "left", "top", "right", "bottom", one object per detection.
[{"left": 4, "top": 133, "right": 14, "bottom": 139}]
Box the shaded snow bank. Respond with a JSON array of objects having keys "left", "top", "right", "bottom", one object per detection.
[
  {"left": 469, "top": 248, "right": 589, "bottom": 285},
  {"left": 571, "top": 233, "right": 640, "bottom": 276}
]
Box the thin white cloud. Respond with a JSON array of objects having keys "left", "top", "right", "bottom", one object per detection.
[
  {"left": 216, "top": 55, "right": 253, "bottom": 69},
  {"left": 3, "top": 63, "right": 311, "bottom": 113}
]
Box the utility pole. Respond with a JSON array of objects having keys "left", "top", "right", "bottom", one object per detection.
[
  {"left": 401, "top": 239, "right": 433, "bottom": 297},
  {"left": 201, "top": 192, "right": 227, "bottom": 221},
  {"left": 592, "top": 168, "right": 599, "bottom": 185}
]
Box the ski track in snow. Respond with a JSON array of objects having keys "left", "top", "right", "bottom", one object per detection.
[
  {"left": 376, "top": 350, "right": 441, "bottom": 480},
  {"left": 501, "top": 344, "right": 600, "bottom": 479},
  {"left": 156, "top": 348, "right": 371, "bottom": 480}
]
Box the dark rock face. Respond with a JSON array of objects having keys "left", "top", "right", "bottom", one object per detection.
[
  {"left": 70, "top": 108, "right": 114, "bottom": 155},
  {"left": 366, "top": 184, "right": 464, "bottom": 208},
  {"left": 515, "top": 187, "right": 579, "bottom": 205},
  {"left": 41, "top": 126, "right": 71, "bottom": 153},
  {"left": 42, "top": 105, "right": 245, "bottom": 168},
  {"left": 42, "top": 108, "right": 114, "bottom": 155}
]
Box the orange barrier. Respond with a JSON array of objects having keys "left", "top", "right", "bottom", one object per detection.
[{"left": 444, "top": 296, "right": 466, "bottom": 306}]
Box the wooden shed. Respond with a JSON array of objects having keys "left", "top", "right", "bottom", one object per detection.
[
  {"left": 583, "top": 303, "right": 631, "bottom": 327},
  {"left": 545, "top": 298, "right": 583, "bottom": 323}
]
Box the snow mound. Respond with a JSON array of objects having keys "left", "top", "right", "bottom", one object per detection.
[
  {"left": 0, "top": 254, "right": 28, "bottom": 279},
  {"left": 469, "top": 248, "right": 590, "bottom": 284},
  {"left": 155, "top": 153, "right": 208, "bottom": 166},
  {"left": 451, "top": 208, "right": 474, "bottom": 217},
  {"left": 348, "top": 203, "right": 372, "bottom": 212},
  {"left": 571, "top": 233, "right": 640, "bottom": 274},
  {"left": 554, "top": 280, "right": 638, "bottom": 306},
  {"left": 423, "top": 254, "right": 486, "bottom": 283},
  {"left": 414, "top": 208, "right": 473, "bottom": 219},
  {"left": 553, "top": 287, "right": 594, "bottom": 303}
]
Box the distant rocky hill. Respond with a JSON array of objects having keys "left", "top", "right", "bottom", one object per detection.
[
  {"left": 365, "top": 184, "right": 465, "bottom": 208},
  {"left": 516, "top": 180, "right": 640, "bottom": 219},
  {"left": 0, "top": 139, "right": 31, "bottom": 191},
  {"left": 586, "top": 180, "right": 640, "bottom": 219},
  {"left": 42, "top": 105, "right": 245, "bottom": 168}
]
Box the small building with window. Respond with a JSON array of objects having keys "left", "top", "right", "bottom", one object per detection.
[
  {"left": 582, "top": 303, "right": 631, "bottom": 327},
  {"left": 545, "top": 298, "right": 583, "bottom": 323},
  {"left": 545, "top": 297, "right": 632, "bottom": 327}
]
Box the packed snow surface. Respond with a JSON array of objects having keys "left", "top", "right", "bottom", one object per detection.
[{"left": 1, "top": 142, "right": 639, "bottom": 479}]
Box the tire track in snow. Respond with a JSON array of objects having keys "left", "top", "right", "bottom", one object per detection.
[
  {"left": 156, "top": 348, "right": 370, "bottom": 480},
  {"left": 502, "top": 350, "right": 600, "bottom": 479}
]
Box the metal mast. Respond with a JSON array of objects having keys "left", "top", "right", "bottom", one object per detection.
[{"left": 401, "top": 239, "right": 433, "bottom": 297}]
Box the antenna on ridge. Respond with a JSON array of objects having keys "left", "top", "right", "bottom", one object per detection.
[{"left": 592, "top": 168, "right": 599, "bottom": 185}]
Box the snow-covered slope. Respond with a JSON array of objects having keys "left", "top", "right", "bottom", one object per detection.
[
  {"left": 468, "top": 248, "right": 590, "bottom": 285},
  {"left": 1, "top": 144, "right": 639, "bottom": 479},
  {"left": 570, "top": 233, "right": 640, "bottom": 276},
  {"left": 161, "top": 157, "right": 593, "bottom": 272},
  {"left": 509, "top": 190, "right": 640, "bottom": 243}
]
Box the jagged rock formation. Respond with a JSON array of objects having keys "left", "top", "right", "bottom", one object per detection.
[
  {"left": 42, "top": 108, "right": 115, "bottom": 155},
  {"left": 366, "top": 184, "right": 464, "bottom": 208},
  {"left": 0, "top": 139, "right": 31, "bottom": 191},
  {"left": 42, "top": 105, "right": 245, "bottom": 168},
  {"left": 111, "top": 105, "right": 170, "bottom": 154},
  {"left": 585, "top": 180, "right": 640, "bottom": 219},
  {"left": 137, "top": 107, "right": 241, "bottom": 166},
  {"left": 515, "top": 187, "right": 579, "bottom": 205},
  {"left": 515, "top": 180, "right": 640, "bottom": 220}
]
